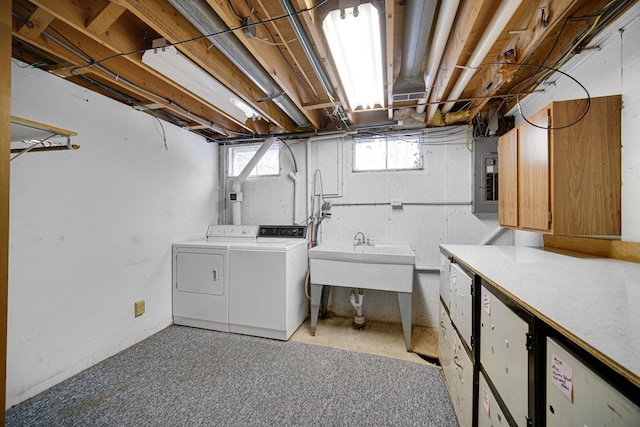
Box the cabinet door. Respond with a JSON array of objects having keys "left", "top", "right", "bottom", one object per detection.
[
  {"left": 439, "top": 254, "right": 452, "bottom": 310},
  {"left": 478, "top": 371, "right": 509, "bottom": 427},
  {"left": 518, "top": 108, "right": 550, "bottom": 231},
  {"left": 498, "top": 128, "right": 518, "bottom": 227},
  {"left": 440, "top": 303, "right": 474, "bottom": 427},
  {"left": 450, "top": 263, "right": 473, "bottom": 349},
  {"left": 480, "top": 286, "right": 530, "bottom": 426},
  {"left": 547, "top": 338, "right": 640, "bottom": 427}
]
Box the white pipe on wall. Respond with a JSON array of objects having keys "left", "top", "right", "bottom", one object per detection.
[
  {"left": 441, "top": 0, "right": 522, "bottom": 114},
  {"left": 232, "top": 137, "right": 276, "bottom": 225},
  {"left": 416, "top": 0, "right": 460, "bottom": 114}
]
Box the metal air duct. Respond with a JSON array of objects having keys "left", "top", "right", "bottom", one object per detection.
[
  {"left": 392, "top": 0, "right": 438, "bottom": 102},
  {"left": 168, "top": 0, "right": 311, "bottom": 128}
]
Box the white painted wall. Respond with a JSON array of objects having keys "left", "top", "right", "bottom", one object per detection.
[
  {"left": 8, "top": 63, "right": 218, "bottom": 408},
  {"left": 512, "top": 4, "right": 640, "bottom": 242},
  {"left": 222, "top": 128, "right": 511, "bottom": 328},
  {"left": 219, "top": 3, "right": 640, "bottom": 331}
]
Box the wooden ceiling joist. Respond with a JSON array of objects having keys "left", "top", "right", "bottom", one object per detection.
[
  {"left": 17, "top": 6, "right": 54, "bottom": 39},
  {"left": 11, "top": 12, "right": 248, "bottom": 136},
  {"left": 205, "top": 0, "right": 325, "bottom": 129},
  {"left": 86, "top": 2, "right": 127, "bottom": 34},
  {"left": 425, "top": 0, "right": 492, "bottom": 124},
  {"left": 114, "top": 0, "right": 299, "bottom": 132}
]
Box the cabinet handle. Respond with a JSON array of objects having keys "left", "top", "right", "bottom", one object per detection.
[{"left": 212, "top": 270, "right": 218, "bottom": 281}]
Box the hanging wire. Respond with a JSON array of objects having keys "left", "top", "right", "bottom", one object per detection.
[{"left": 69, "top": 0, "right": 330, "bottom": 74}]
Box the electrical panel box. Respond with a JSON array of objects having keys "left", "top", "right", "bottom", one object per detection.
[{"left": 473, "top": 137, "right": 499, "bottom": 217}]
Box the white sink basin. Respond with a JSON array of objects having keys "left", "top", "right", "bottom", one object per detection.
[
  {"left": 309, "top": 242, "right": 415, "bottom": 265},
  {"left": 308, "top": 243, "right": 415, "bottom": 292}
]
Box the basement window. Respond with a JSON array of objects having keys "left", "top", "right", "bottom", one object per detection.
[
  {"left": 353, "top": 134, "right": 422, "bottom": 171},
  {"left": 228, "top": 143, "right": 280, "bottom": 177}
]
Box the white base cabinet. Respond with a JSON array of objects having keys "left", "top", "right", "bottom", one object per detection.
[
  {"left": 546, "top": 338, "right": 640, "bottom": 427},
  {"left": 478, "top": 371, "right": 508, "bottom": 427},
  {"left": 440, "top": 303, "right": 474, "bottom": 427},
  {"left": 440, "top": 245, "right": 640, "bottom": 427},
  {"left": 480, "top": 285, "right": 531, "bottom": 427}
]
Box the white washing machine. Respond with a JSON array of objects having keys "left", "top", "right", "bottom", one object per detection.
[{"left": 172, "top": 225, "right": 308, "bottom": 340}]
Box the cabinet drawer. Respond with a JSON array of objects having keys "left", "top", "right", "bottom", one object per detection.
[
  {"left": 478, "top": 371, "right": 508, "bottom": 427},
  {"left": 547, "top": 338, "right": 640, "bottom": 427},
  {"left": 440, "top": 303, "right": 473, "bottom": 427},
  {"left": 439, "top": 253, "right": 451, "bottom": 309},
  {"left": 480, "top": 285, "right": 530, "bottom": 427},
  {"left": 450, "top": 262, "right": 473, "bottom": 349}
]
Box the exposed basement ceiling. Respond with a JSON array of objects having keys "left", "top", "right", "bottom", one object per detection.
[{"left": 10, "top": 0, "right": 636, "bottom": 141}]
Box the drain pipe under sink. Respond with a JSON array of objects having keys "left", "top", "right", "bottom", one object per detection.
[
  {"left": 231, "top": 137, "right": 276, "bottom": 225},
  {"left": 350, "top": 288, "right": 366, "bottom": 329}
]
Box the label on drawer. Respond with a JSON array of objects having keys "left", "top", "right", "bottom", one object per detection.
[
  {"left": 482, "top": 385, "right": 490, "bottom": 415},
  {"left": 551, "top": 353, "right": 574, "bottom": 402},
  {"left": 482, "top": 291, "right": 491, "bottom": 315}
]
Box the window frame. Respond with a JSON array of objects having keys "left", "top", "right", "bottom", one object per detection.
[
  {"left": 352, "top": 133, "right": 423, "bottom": 172},
  {"left": 227, "top": 142, "right": 280, "bottom": 178}
]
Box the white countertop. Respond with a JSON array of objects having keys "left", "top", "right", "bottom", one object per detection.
[{"left": 440, "top": 244, "right": 640, "bottom": 387}]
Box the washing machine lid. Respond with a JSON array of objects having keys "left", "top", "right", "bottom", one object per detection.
[
  {"left": 174, "top": 239, "right": 230, "bottom": 249},
  {"left": 206, "top": 225, "right": 258, "bottom": 240}
]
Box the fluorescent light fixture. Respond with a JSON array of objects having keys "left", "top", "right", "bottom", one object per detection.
[
  {"left": 322, "top": 3, "right": 384, "bottom": 110},
  {"left": 141, "top": 45, "right": 261, "bottom": 123}
]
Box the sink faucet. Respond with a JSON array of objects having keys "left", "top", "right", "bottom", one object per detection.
[{"left": 353, "top": 231, "right": 365, "bottom": 246}]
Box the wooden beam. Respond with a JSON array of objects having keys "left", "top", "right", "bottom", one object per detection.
[
  {"left": 205, "top": 0, "right": 324, "bottom": 129},
  {"left": 17, "top": 6, "right": 55, "bottom": 38},
  {"left": 86, "top": 1, "right": 126, "bottom": 34},
  {"left": 11, "top": 17, "right": 245, "bottom": 135},
  {"left": 464, "top": 0, "right": 582, "bottom": 118},
  {"left": 501, "top": 0, "right": 629, "bottom": 112},
  {"left": 0, "top": 0, "right": 10, "bottom": 423},
  {"left": 425, "top": 0, "right": 491, "bottom": 124},
  {"left": 14, "top": 1, "right": 251, "bottom": 135},
  {"left": 114, "top": 0, "right": 298, "bottom": 131}
]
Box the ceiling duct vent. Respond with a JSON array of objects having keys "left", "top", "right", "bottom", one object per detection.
[
  {"left": 392, "top": 0, "right": 437, "bottom": 103},
  {"left": 392, "top": 91, "right": 428, "bottom": 102}
]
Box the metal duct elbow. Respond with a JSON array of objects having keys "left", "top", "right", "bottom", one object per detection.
[
  {"left": 392, "top": 0, "right": 438, "bottom": 100},
  {"left": 168, "top": 0, "right": 311, "bottom": 128}
]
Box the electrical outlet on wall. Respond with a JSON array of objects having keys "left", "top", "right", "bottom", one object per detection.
[{"left": 134, "top": 300, "right": 145, "bottom": 317}]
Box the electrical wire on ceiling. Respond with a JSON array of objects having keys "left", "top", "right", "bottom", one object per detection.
[
  {"left": 68, "top": 0, "right": 330, "bottom": 76},
  {"left": 472, "top": 62, "right": 591, "bottom": 130},
  {"left": 509, "top": 0, "right": 630, "bottom": 116},
  {"left": 278, "top": 138, "right": 298, "bottom": 172}
]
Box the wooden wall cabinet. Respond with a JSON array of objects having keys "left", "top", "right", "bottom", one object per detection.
[{"left": 498, "top": 95, "right": 621, "bottom": 235}]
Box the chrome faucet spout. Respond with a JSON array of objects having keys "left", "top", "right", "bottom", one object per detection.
[{"left": 353, "top": 231, "right": 366, "bottom": 246}]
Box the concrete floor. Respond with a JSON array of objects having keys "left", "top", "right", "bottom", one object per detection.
[{"left": 290, "top": 316, "right": 439, "bottom": 367}]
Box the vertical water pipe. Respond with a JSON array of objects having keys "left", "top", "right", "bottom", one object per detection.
[
  {"left": 441, "top": 0, "right": 523, "bottom": 114},
  {"left": 416, "top": 0, "right": 460, "bottom": 114},
  {"left": 231, "top": 137, "right": 276, "bottom": 225}
]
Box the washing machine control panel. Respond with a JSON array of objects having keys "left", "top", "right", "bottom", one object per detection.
[
  {"left": 258, "top": 225, "right": 307, "bottom": 239},
  {"left": 206, "top": 225, "right": 258, "bottom": 239}
]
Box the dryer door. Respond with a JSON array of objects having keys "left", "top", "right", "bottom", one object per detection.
[{"left": 176, "top": 252, "right": 224, "bottom": 295}]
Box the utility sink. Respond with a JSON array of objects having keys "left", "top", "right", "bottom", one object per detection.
[
  {"left": 308, "top": 242, "right": 415, "bottom": 292},
  {"left": 308, "top": 242, "right": 415, "bottom": 265},
  {"left": 308, "top": 242, "right": 416, "bottom": 350}
]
